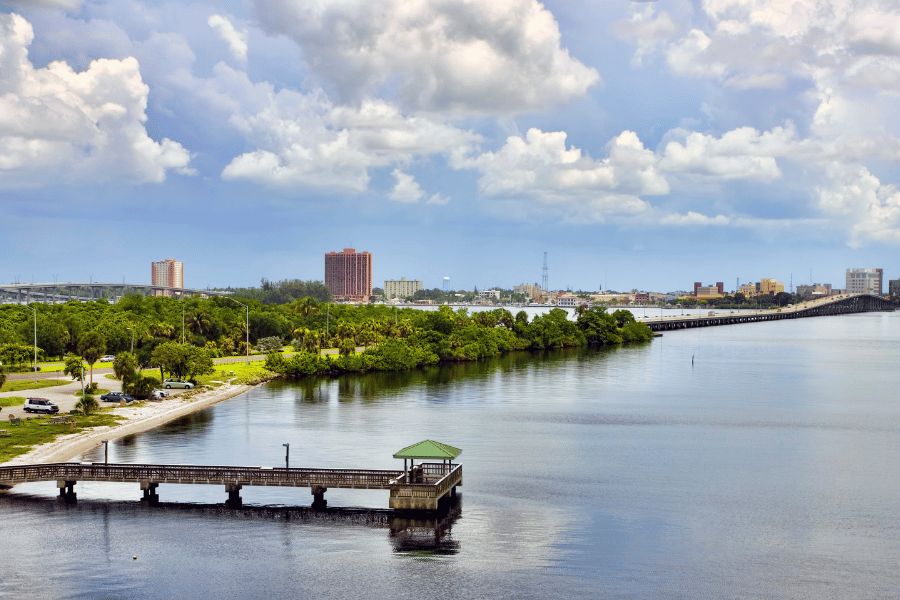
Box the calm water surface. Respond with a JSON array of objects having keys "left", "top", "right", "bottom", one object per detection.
[{"left": 2, "top": 312, "right": 899, "bottom": 599}]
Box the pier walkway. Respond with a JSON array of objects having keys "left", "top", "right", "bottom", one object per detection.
[{"left": 0, "top": 441, "right": 464, "bottom": 512}]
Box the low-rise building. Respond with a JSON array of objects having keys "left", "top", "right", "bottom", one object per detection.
[
  {"left": 759, "top": 278, "right": 784, "bottom": 295},
  {"left": 796, "top": 283, "right": 832, "bottom": 299},
  {"left": 889, "top": 279, "right": 900, "bottom": 298}
]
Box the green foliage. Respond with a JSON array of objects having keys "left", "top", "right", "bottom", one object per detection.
[
  {"left": 256, "top": 336, "right": 282, "bottom": 354},
  {"left": 0, "top": 371, "right": 5, "bottom": 388},
  {"left": 113, "top": 351, "right": 138, "bottom": 381},
  {"left": 64, "top": 356, "right": 85, "bottom": 382},
  {"left": 0, "top": 342, "right": 35, "bottom": 368},
  {"left": 151, "top": 341, "right": 214, "bottom": 381},
  {"left": 75, "top": 394, "right": 99, "bottom": 415},
  {"left": 129, "top": 375, "right": 161, "bottom": 399}
]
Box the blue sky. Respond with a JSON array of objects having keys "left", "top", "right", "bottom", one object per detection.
[{"left": 2, "top": 0, "right": 899, "bottom": 293}]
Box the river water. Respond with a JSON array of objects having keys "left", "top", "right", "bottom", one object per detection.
[{"left": 2, "top": 312, "right": 899, "bottom": 599}]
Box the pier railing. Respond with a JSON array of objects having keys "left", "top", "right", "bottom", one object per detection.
[{"left": 0, "top": 463, "right": 403, "bottom": 490}]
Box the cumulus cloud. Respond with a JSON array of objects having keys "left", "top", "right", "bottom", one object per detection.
[
  {"left": 658, "top": 125, "right": 796, "bottom": 180},
  {"left": 0, "top": 13, "right": 192, "bottom": 187},
  {"left": 208, "top": 14, "right": 248, "bottom": 63},
  {"left": 250, "top": 0, "right": 599, "bottom": 114},
  {"left": 660, "top": 211, "right": 730, "bottom": 226},
  {"left": 388, "top": 169, "right": 425, "bottom": 203},
  {"left": 221, "top": 82, "right": 481, "bottom": 191},
  {"left": 817, "top": 162, "right": 900, "bottom": 246}
]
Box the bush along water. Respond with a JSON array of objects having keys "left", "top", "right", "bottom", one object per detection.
[{"left": 266, "top": 306, "right": 652, "bottom": 379}]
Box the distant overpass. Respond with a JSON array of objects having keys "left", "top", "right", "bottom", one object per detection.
[
  {"left": 640, "top": 293, "right": 894, "bottom": 332},
  {"left": 0, "top": 282, "right": 229, "bottom": 304}
]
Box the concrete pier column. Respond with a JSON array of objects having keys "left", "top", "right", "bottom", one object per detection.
[
  {"left": 57, "top": 480, "right": 77, "bottom": 504},
  {"left": 311, "top": 484, "right": 328, "bottom": 509},
  {"left": 225, "top": 483, "right": 243, "bottom": 508},
  {"left": 140, "top": 481, "right": 160, "bottom": 506}
]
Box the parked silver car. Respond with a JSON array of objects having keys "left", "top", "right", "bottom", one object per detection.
[{"left": 163, "top": 378, "right": 194, "bottom": 389}]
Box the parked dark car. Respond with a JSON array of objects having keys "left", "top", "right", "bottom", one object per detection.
[{"left": 100, "top": 391, "right": 135, "bottom": 404}]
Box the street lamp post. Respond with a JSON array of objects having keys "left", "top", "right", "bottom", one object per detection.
[
  {"left": 102, "top": 440, "right": 109, "bottom": 464},
  {"left": 127, "top": 327, "right": 134, "bottom": 354},
  {"left": 283, "top": 443, "right": 289, "bottom": 469},
  {"left": 26, "top": 304, "right": 37, "bottom": 383}
]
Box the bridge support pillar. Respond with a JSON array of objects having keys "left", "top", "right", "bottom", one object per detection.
[
  {"left": 57, "top": 480, "right": 77, "bottom": 504},
  {"left": 140, "top": 481, "right": 160, "bottom": 506},
  {"left": 225, "top": 483, "right": 243, "bottom": 508},
  {"left": 311, "top": 484, "right": 328, "bottom": 510}
]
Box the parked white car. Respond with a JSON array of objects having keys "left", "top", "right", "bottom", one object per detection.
[
  {"left": 23, "top": 398, "right": 59, "bottom": 414},
  {"left": 151, "top": 390, "right": 170, "bottom": 400},
  {"left": 99, "top": 355, "right": 116, "bottom": 362}
]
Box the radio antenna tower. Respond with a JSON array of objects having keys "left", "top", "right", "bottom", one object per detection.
[{"left": 542, "top": 252, "right": 548, "bottom": 292}]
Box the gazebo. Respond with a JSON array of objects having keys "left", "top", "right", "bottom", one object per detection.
[
  {"left": 393, "top": 440, "right": 462, "bottom": 476},
  {"left": 389, "top": 440, "right": 463, "bottom": 510}
]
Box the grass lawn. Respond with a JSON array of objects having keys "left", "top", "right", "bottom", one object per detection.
[
  {"left": 0, "top": 397, "right": 26, "bottom": 408},
  {"left": 196, "top": 362, "right": 272, "bottom": 386},
  {"left": 0, "top": 411, "right": 125, "bottom": 463},
  {"left": 0, "top": 379, "right": 71, "bottom": 393}
]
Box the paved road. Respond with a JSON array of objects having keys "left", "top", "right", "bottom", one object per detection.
[{"left": 0, "top": 374, "right": 190, "bottom": 417}]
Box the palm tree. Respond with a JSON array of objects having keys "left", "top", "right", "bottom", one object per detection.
[{"left": 77, "top": 330, "right": 106, "bottom": 387}]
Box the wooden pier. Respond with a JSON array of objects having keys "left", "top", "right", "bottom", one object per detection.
[{"left": 0, "top": 441, "right": 463, "bottom": 512}]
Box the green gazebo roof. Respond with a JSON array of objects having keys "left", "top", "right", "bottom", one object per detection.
[{"left": 393, "top": 440, "right": 462, "bottom": 460}]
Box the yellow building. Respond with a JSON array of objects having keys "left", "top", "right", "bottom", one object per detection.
[{"left": 759, "top": 278, "right": 784, "bottom": 295}]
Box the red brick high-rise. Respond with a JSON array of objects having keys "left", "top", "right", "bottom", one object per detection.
[{"left": 325, "top": 248, "right": 372, "bottom": 302}]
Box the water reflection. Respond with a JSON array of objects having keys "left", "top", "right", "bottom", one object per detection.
[{"left": 0, "top": 492, "right": 461, "bottom": 555}]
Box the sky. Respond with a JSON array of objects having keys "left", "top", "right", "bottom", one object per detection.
[{"left": 2, "top": 0, "right": 899, "bottom": 294}]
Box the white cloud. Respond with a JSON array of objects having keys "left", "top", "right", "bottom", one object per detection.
[
  {"left": 219, "top": 77, "right": 481, "bottom": 191},
  {"left": 208, "top": 14, "right": 248, "bottom": 63},
  {"left": 0, "top": 13, "right": 192, "bottom": 187},
  {"left": 817, "top": 162, "right": 900, "bottom": 246},
  {"left": 250, "top": 0, "right": 600, "bottom": 114},
  {"left": 388, "top": 169, "right": 424, "bottom": 203},
  {"left": 427, "top": 192, "right": 450, "bottom": 205},
  {"left": 660, "top": 211, "right": 730, "bottom": 226},
  {"left": 454, "top": 128, "right": 667, "bottom": 202},
  {"left": 658, "top": 125, "right": 796, "bottom": 180},
  {"left": 2, "top": 0, "right": 83, "bottom": 9}
]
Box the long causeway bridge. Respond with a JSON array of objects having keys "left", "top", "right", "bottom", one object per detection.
[
  {"left": 0, "top": 441, "right": 463, "bottom": 512},
  {"left": 639, "top": 293, "right": 893, "bottom": 332}
]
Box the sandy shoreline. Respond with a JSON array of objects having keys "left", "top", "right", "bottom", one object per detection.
[{"left": 3, "top": 383, "right": 253, "bottom": 466}]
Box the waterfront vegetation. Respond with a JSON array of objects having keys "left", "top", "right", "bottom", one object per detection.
[{"left": 0, "top": 288, "right": 653, "bottom": 384}]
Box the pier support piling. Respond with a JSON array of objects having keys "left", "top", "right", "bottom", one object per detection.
[
  {"left": 311, "top": 484, "right": 328, "bottom": 509},
  {"left": 225, "top": 483, "right": 243, "bottom": 508},
  {"left": 140, "top": 481, "right": 160, "bottom": 506},
  {"left": 57, "top": 480, "right": 77, "bottom": 504}
]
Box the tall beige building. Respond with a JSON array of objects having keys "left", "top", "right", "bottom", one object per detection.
[
  {"left": 151, "top": 259, "right": 183, "bottom": 296},
  {"left": 384, "top": 277, "right": 423, "bottom": 299}
]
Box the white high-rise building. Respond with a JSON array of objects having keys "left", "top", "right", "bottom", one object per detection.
[{"left": 845, "top": 268, "right": 882, "bottom": 295}]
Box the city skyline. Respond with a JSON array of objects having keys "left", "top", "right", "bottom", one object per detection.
[{"left": 2, "top": 1, "right": 899, "bottom": 293}]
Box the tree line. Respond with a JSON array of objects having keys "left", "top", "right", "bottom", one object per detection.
[{"left": 0, "top": 292, "right": 653, "bottom": 381}]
